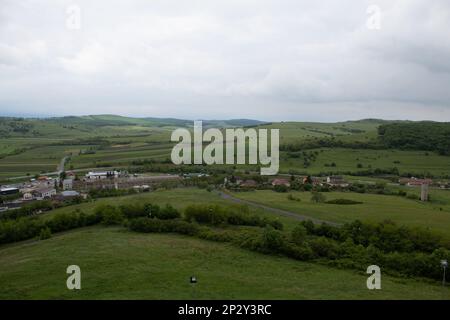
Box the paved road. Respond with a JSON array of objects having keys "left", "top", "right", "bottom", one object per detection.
[
  {"left": 218, "top": 191, "right": 342, "bottom": 226},
  {"left": 57, "top": 156, "right": 68, "bottom": 174}
]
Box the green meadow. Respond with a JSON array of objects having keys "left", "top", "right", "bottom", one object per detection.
[
  {"left": 39, "top": 188, "right": 295, "bottom": 230},
  {"left": 280, "top": 148, "right": 450, "bottom": 176},
  {"left": 1, "top": 226, "right": 449, "bottom": 300},
  {"left": 230, "top": 189, "right": 450, "bottom": 240}
]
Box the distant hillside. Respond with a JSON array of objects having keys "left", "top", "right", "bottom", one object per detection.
[{"left": 48, "top": 115, "right": 266, "bottom": 128}]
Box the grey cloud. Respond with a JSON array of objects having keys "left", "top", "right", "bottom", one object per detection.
[{"left": 0, "top": 0, "right": 449, "bottom": 121}]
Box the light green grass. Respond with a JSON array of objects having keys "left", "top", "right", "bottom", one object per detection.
[
  {"left": 281, "top": 148, "right": 450, "bottom": 176},
  {"left": 0, "top": 226, "right": 448, "bottom": 299},
  {"left": 230, "top": 190, "right": 450, "bottom": 240},
  {"left": 40, "top": 188, "right": 295, "bottom": 230}
]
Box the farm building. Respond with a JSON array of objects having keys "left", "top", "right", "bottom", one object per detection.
[
  {"left": 63, "top": 179, "right": 74, "bottom": 190},
  {"left": 0, "top": 187, "right": 20, "bottom": 196},
  {"left": 271, "top": 178, "right": 290, "bottom": 187},
  {"left": 33, "top": 188, "right": 56, "bottom": 199},
  {"left": 399, "top": 177, "right": 433, "bottom": 186},
  {"left": 326, "top": 176, "right": 349, "bottom": 187},
  {"left": 85, "top": 171, "right": 119, "bottom": 180}
]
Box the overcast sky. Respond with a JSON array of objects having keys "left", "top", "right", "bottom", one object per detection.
[{"left": 1, "top": 0, "right": 449, "bottom": 121}]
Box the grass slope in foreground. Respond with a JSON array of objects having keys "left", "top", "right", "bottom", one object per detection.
[{"left": 0, "top": 226, "right": 449, "bottom": 300}]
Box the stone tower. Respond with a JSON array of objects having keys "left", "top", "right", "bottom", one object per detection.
[{"left": 420, "top": 183, "right": 429, "bottom": 201}]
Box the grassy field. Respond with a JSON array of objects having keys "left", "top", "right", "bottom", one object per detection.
[
  {"left": 0, "top": 117, "right": 383, "bottom": 179},
  {"left": 0, "top": 226, "right": 448, "bottom": 300},
  {"left": 260, "top": 120, "right": 382, "bottom": 144},
  {"left": 39, "top": 188, "right": 296, "bottom": 230},
  {"left": 68, "top": 142, "right": 173, "bottom": 169},
  {"left": 280, "top": 148, "right": 450, "bottom": 176},
  {"left": 2, "top": 117, "right": 449, "bottom": 180},
  {"left": 230, "top": 189, "right": 450, "bottom": 240}
]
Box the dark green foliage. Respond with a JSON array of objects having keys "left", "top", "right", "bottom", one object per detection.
[
  {"left": 128, "top": 217, "right": 200, "bottom": 236},
  {"left": 0, "top": 200, "right": 54, "bottom": 220},
  {"left": 261, "top": 226, "right": 285, "bottom": 251},
  {"left": 88, "top": 188, "right": 137, "bottom": 199},
  {"left": 0, "top": 210, "right": 100, "bottom": 244},
  {"left": 274, "top": 185, "right": 288, "bottom": 193},
  {"left": 378, "top": 122, "right": 450, "bottom": 155},
  {"left": 287, "top": 194, "right": 301, "bottom": 201},
  {"left": 184, "top": 204, "right": 283, "bottom": 229},
  {"left": 120, "top": 203, "right": 146, "bottom": 219},
  {"left": 310, "top": 191, "right": 326, "bottom": 203},
  {"left": 325, "top": 199, "right": 363, "bottom": 205},
  {"left": 94, "top": 204, "right": 124, "bottom": 225},
  {"left": 150, "top": 204, "right": 180, "bottom": 220},
  {"left": 303, "top": 219, "right": 443, "bottom": 254},
  {"left": 309, "top": 237, "right": 340, "bottom": 259},
  {"left": 291, "top": 224, "right": 307, "bottom": 245},
  {"left": 39, "top": 227, "right": 52, "bottom": 240}
]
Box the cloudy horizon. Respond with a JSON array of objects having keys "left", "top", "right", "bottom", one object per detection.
[{"left": 1, "top": 0, "right": 450, "bottom": 122}]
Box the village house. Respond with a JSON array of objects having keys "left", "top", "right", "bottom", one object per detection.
[
  {"left": 240, "top": 179, "right": 258, "bottom": 188},
  {"left": 33, "top": 176, "right": 59, "bottom": 188},
  {"left": 85, "top": 171, "right": 119, "bottom": 180},
  {"left": 271, "top": 178, "right": 290, "bottom": 187},
  {"left": 22, "top": 192, "right": 34, "bottom": 201},
  {"left": 399, "top": 177, "right": 433, "bottom": 186},
  {"left": 302, "top": 176, "right": 324, "bottom": 186},
  {"left": 63, "top": 179, "right": 74, "bottom": 190},
  {"left": 33, "top": 187, "right": 56, "bottom": 200},
  {"left": 61, "top": 190, "right": 80, "bottom": 199},
  {"left": 326, "top": 176, "right": 349, "bottom": 187},
  {"left": 66, "top": 171, "right": 76, "bottom": 179},
  {"left": 0, "top": 187, "right": 20, "bottom": 196}
]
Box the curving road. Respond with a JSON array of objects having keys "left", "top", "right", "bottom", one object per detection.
[{"left": 218, "top": 191, "right": 342, "bottom": 226}]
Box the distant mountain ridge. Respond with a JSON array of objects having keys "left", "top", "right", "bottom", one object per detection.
[{"left": 45, "top": 114, "right": 267, "bottom": 128}]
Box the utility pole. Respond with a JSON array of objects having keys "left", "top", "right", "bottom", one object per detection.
[
  {"left": 442, "top": 260, "right": 448, "bottom": 287},
  {"left": 190, "top": 276, "right": 197, "bottom": 299}
]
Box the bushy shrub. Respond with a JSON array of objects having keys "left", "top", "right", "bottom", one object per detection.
[
  {"left": 94, "top": 204, "right": 124, "bottom": 225},
  {"left": 157, "top": 204, "right": 181, "bottom": 220},
  {"left": 0, "top": 200, "right": 54, "bottom": 220},
  {"left": 274, "top": 185, "right": 288, "bottom": 193},
  {"left": 120, "top": 203, "right": 146, "bottom": 219},
  {"left": 325, "top": 199, "right": 363, "bottom": 205},
  {"left": 198, "top": 228, "right": 235, "bottom": 242},
  {"left": 128, "top": 217, "right": 200, "bottom": 235},
  {"left": 283, "top": 242, "right": 314, "bottom": 261},
  {"left": 39, "top": 227, "right": 52, "bottom": 240},
  {"left": 287, "top": 194, "right": 301, "bottom": 201},
  {"left": 0, "top": 217, "right": 43, "bottom": 244},
  {"left": 309, "top": 237, "right": 340, "bottom": 259},
  {"left": 310, "top": 191, "right": 326, "bottom": 203},
  {"left": 184, "top": 204, "right": 283, "bottom": 229},
  {"left": 184, "top": 204, "right": 225, "bottom": 225},
  {"left": 267, "top": 219, "right": 284, "bottom": 231},
  {"left": 291, "top": 224, "right": 307, "bottom": 245},
  {"left": 301, "top": 220, "right": 315, "bottom": 234},
  {"left": 261, "top": 226, "right": 285, "bottom": 251}
]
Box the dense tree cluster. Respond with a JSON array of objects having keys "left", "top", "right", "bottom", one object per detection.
[{"left": 378, "top": 122, "right": 450, "bottom": 155}]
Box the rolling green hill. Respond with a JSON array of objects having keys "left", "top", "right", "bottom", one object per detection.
[
  {"left": 1, "top": 226, "right": 448, "bottom": 299},
  {"left": 1, "top": 116, "right": 450, "bottom": 180}
]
